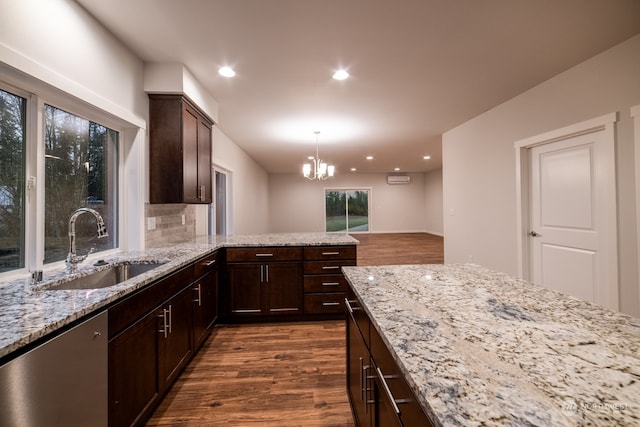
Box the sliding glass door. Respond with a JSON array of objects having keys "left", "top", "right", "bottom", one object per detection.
[{"left": 325, "top": 189, "right": 370, "bottom": 232}]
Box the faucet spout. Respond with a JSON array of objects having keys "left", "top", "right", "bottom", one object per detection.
[{"left": 66, "top": 208, "right": 109, "bottom": 273}]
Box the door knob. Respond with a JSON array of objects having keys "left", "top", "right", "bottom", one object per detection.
[{"left": 529, "top": 231, "right": 541, "bottom": 237}]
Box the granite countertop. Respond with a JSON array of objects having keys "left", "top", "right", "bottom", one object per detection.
[
  {"left": 342, "top": 263, "right": 640, "bottom": 426},
  {"left": 0, "top": 232, "right": 357, "bottom": 360}
]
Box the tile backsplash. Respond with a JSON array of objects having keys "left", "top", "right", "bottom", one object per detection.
[{"left": 145, "top": 203, "right": 196, "bottom": 247}]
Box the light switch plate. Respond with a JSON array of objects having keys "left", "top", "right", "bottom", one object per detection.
[
  {"left": 147, "top": 217, "right": 156, "bottom": 230},
  {"left": 181, "top": 214, "right": 186, "bottom": 225}
]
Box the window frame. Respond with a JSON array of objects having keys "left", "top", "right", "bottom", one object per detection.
[{"left": 0, "top": 78, "right": 126, "bottom": 279}]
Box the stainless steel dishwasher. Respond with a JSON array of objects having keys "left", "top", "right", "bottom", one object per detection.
[{"left": 0, "top": 310, "right": 108, "bottom": 427}]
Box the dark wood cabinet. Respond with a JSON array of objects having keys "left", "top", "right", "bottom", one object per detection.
[
  {"left": 346, "top": 292, "right": 434, "bottom": 427},
  {"left": 303, "top": 245, "right": 356, "bottom": 315},
  {"left": 108, "top": 264, "right": 197, "bottom": 427},
  {"left": 149, "top": 94, "right": 213, "bottom": 204},
  {"left": 192, "top": 251, "right": 219, "bottom": 350},
  {"left": 226, "top": 247, "right": 303, "bottom": 318},
  {"left": 157, "top": 285, "right": 193, "bottom": 393},
  {"left": 346, "top": 298, "right": 373, "bottom": 427},
  {"left": 227, "top": 261, "right": 302, "bottom": 316},
  {"left": 109, "top": 308, "right": 160, "bottom": 427}
]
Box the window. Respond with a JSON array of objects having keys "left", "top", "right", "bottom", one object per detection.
[
  {"left": 325, "top": 189, "right": 370, "bottom": 232},
  {"left": 0, "top": 79, "right": 121, "bottom": 276},
  {"left": 0, "top": 89, "right": 26, "bottom": 273},
  {"left": 44, "top": 105, "right": 118, "bottom": 264}
]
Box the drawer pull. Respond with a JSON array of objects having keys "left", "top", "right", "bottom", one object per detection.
[
  {"left": 376, "top": 367, "right": 401, "bottom": 415},
  {"left": 202, "top": 259, "right": 216, "bottom": 266},
  {"left": 322, "top": 282, "right": 340, "bottom": 286},
  {"left": 322, "top": 251, "right": 340, "bottom": 256},
  {"left": 322, "top": 302, "right": 340, "bottom": 306},
  {"left": 345, "top": 298, "right": 355, "bottom": 314},
  {"left": 322, "top": 266, "right": 340, "bottom": 270},
  {"left": 255, "top": 253, "right": 274, "bottom": 257}
]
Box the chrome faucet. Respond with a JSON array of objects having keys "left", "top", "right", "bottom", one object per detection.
[{"left": 66, "top": 208, "right": 108, "bottom": 273}]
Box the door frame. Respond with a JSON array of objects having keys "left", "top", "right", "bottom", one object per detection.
[
  {"left": 208, "top": 164, "right": 232, "bottom": 236},
  {"left": 632, "top": 104, "right": 640, "bottom": 314},
  {"left": 514, "top": 113, "right": 618, "bottom": 305}
]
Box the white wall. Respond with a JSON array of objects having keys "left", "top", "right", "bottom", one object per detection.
[
  {"left": 1, "top": 0, "right": 271, "bottom": 243},
  {"left": 443, "top": 34, "right": 640, "bottom": 316},
  {"left": 424, "top": 169, "right": 443, "bottom": 236},
  {"left": 268, "top": 173, "right": 430, "bottom": 233},
  {"left": 213, "top": 127, "right": 270, "bottom": 235},
  {"left": 0, "top": 0, "right": 147, "bottom": 127}
]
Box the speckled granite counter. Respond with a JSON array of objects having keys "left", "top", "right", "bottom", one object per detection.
[
  {"left": 0, "top": 232, "right": 357, "bottom": 361},
  {"left": 342, "top": 263, "right": 640, "bottom": 426}
]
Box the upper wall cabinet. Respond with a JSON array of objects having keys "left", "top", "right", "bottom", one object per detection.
[{"left": 149, "top": 94, "right": 213, "bottom": 204}]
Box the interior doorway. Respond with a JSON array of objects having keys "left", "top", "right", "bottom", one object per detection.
[
  {"left": 515, "top": 113, "right": 618, "bottom": 310},
  {"left": 209, "top": 167, "right": 231, "bottom": 236}
]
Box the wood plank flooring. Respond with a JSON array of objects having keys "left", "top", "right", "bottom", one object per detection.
[
  {"left": 145, "top": 233, "right": 444, "bottom": 426},
  {"left": 146, "top": 321, "right": 354, "bottom": 427},
  {"left": 352, "top": 232, "right": 444, "bottom": 265}
]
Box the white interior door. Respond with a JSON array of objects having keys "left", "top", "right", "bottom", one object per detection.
[{"left": 523, "top": 116, "right": 618, "bottom": 310}]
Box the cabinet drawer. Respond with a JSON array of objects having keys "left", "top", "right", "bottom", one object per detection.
[
  {"left": 304, "top": 293, "right": 346, "bottom": 314},
  {"left": 303, "top": 275, "right": 348, "bottom": 293},
  {"left": 304, "top": 259, "right": 356, "bottom": 275},
  {"left": 108, "top": 265, "right": 193, "bottom": 339},
  {"left": 193, "top": 250, "right": 219, "bottom": 278},
  {"left": 226, "top": 247, "right": 303, "bottom": 262},
  {"left": 304, "top": 245, "right": 356, "bottom": 260}
]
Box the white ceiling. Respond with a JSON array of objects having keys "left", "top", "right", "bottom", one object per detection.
[{"left": 76, "top": 0, "right": 640, "bottom": 175}]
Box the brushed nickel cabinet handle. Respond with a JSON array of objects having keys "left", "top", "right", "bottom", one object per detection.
[
  {"left": 193, "top": 283, "right": 202, "bottom": 306},
  {"left": 376, "top": 367, "right": 400, "bottom": 415}
]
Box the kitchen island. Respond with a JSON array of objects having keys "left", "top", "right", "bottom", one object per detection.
[{"left": 342, "top": 263, "right": 640, "bottom": 426}]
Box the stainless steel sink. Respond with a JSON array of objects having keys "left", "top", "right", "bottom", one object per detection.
[{"left": 46, "top": 262, "right": 166, "bottom": 290}]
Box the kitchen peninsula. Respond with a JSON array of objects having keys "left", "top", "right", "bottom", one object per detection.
[
  {"left": 0, "top": 232, "right": 357, "bottom": 427},
  {"left": 0, "top": 232, "right": 357, "bottom": 359},
  {"left": 343, "top": 264, "right": 640, "bottom": 426}
]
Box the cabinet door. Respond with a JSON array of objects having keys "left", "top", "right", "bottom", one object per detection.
[
  {"left": 158, "top": 286, "right": 193, "bottom": 393},
  {"left": 347, "top": 308, "right": 373, "bottom": 427},
  {"left": 193, "top": 268, "right": 218, "bottom": 349},
  {"left": 197, "top": 119, "right": 212, "bottom": 203},
  {"left": 109, "top": 310, "right": 160, "bottom": 427},
  {"left": 181, "top": 104, "right": 200, "bottom": 204},
  {"left": 227, "top": 263, "right": 263, "bottom": 315},
  {"left": 266, "top": 262, "right": 302, "bottom": 314}
]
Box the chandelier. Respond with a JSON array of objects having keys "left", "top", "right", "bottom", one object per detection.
[{"left": 303, "top": 131, "right": 335, "bottom": 180}]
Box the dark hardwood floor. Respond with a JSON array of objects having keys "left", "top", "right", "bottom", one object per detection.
[
  {"left": 146, "top": 321, "right": 352, "bottom": 427},
  {"left": 353, "top": 232, "right": 444, "bottom": 265},
  {"left": 145, "top": 233, "right": 444, "bottom": 426}
]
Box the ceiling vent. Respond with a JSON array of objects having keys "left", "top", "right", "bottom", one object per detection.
[{"left": 387, "top": 174, "right": 411, "bottom": 185}]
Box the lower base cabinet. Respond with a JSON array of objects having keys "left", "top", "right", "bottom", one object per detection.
[
  {"left": 346, "top": 295, "right": 434, "bottom": 427},
  {"left": 109, "top": 311, "right": 159, "bottom": 427},
  {"left": 158, "top": 285, "right": 193, "bottom": 393},
  {"left": 346, "top": 300, "right": 373, "bottom": 427}
]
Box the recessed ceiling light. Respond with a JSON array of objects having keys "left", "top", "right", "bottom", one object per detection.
[
  {"left": 394, "top": 167, "right": 400, "bottom": 171},
  {"left": 332, "top": 70, "right": 349, "bottom": 80},
  {"left": 423, "top": 155, "right": 431, "bottom": 160},
  {"left": 218, "top": 66, "right": 236, "bottom": 77},
  {"left": 351, "top": 168, "right": 357, "bottom": 172},
  {"left": 366, "top": 156, "right": 373, "bottom": 160}
]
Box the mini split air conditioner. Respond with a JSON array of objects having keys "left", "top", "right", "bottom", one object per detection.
[{"left": 387, "top": 174, "right": 411, "bottom": 185}]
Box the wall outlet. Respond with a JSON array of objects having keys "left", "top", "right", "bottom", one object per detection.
[
  {"left": 147, "top": 217, "right": 156, "bottom": 230},
  {"left": 181, "top": 214, "right": 186, "bottom": 225}
]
